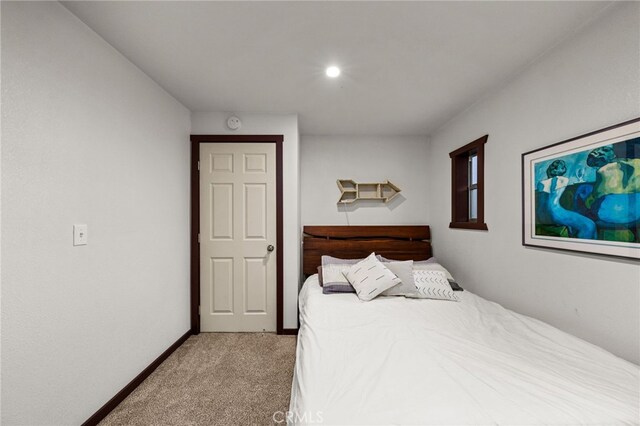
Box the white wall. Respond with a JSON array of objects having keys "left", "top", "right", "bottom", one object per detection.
[
  {"left": 1, "top": 2, "right": 191, "bottom": 424},
  {"left": 428, "top": 2, "right": 640, "bottom": 364},
  {"left": 301, "top": 135, "right": 430, "bottom": 225},
  {"left": 191, "top": 112, "right": 300, "bottom": 329}
]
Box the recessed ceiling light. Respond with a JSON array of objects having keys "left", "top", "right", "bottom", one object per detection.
[{"left": 326, "top": 66, "right": 341, "bottom": 78}]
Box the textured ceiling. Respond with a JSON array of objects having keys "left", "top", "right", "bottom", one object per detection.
[{"left": 63, "top": 1, "right": 611, "bottom": 135}]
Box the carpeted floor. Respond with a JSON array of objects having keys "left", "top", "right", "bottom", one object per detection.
[{"left": 99, "top": 333, "right": 297, "bottom": 426}]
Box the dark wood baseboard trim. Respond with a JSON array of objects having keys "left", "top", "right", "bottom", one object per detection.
[
  {"left": 81, "top": 330, "right": 192, "bottom": 426},
  {"left": 279, "top": 328, "right": 298, "bottom": 335}
]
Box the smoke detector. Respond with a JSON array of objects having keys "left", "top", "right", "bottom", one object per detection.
[{"left": 227, "top": 116, "right": 242, "bottom": 130}]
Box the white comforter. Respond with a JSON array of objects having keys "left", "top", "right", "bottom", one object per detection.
[{"left": 289, "top": 275, "right": 639, "bottom": 425}]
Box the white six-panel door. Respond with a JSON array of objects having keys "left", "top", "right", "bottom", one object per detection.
[{"left": 200, "top": 143, "right": 276, "bottom": 332}]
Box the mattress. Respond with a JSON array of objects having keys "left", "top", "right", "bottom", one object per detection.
[{"left": 289, "top": 275, "right": 639, "bottom": 425}]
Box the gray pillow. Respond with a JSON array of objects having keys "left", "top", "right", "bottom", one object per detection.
[
  {"left": 448, "top": 281, "right": 464, "bottom": 291},
  {"left": 381, "top": 260, "right": 416, "bottom": 296},
  {"left": 322, "top": 255, "right": 383, "bottom": 266},
  {"left": 321, "top": 256, "right": 362, "bottom": 294}
]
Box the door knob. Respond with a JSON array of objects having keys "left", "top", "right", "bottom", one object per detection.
[{"left": 267, "top": 244, "right": 275, "bottom": 252}]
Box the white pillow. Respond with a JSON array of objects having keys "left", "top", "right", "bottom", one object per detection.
[
  {"left": 408, "top": 270, "right": 459, "bottom": 301},
  {"left": 345, "top": 253, "right": 402, "bottom": 301},
  {"left": 322, "top": 263, "right": 353, "bottom": 283},
  {"left": 381, "top": 260, "right": 416, "bottom": 296}
]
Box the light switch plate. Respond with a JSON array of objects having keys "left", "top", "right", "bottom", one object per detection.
[{"left": 74, "top": 224, "right": 88, "bottom": 246}]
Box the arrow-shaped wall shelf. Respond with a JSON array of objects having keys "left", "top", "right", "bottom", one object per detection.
[{"left": 337, "top": 179, "right": 401, "bottom": 204}]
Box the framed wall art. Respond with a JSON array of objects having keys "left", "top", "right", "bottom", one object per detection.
[{"left": 522, "top": 118, "right": 640, "bottom": 260}]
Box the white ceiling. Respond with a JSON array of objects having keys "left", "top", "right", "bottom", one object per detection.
[{"left": 63, "top": 1, "right": 611, "bottom": 136}]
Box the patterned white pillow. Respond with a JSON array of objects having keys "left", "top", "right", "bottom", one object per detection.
[
  {"left": 345, "top": 253, "right": 402, "bottom": 301},
  {"left": 409, "top": 270, "right": 459, "bottom": 301}
]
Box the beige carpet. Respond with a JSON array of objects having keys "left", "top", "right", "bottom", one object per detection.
[{"left": 99, "top": 333, "right": 297, "bottom": 426}]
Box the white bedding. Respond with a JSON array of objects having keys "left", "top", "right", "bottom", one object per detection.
[{"left": 289, "top": 275, "right": 639, "bottom": 425}]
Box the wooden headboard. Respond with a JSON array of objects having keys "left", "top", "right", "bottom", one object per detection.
[{"left": 303, "top": 226, "right": 432, "bottom": 275}]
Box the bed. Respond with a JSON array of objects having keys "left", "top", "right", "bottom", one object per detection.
[{"left": 289, "top": 226, "right": 639, "bottom": 425}]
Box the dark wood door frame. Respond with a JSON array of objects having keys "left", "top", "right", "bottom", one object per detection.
[{"left": 190, "top": 135, "right": 285, "bottom": 335}]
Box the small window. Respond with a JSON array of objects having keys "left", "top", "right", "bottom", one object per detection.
[
  {"left": 469, "top": 153, "right": 478, "bottom": 220},
  {"left": 449, "top": 135, "right": 488, "bottom": 230}
]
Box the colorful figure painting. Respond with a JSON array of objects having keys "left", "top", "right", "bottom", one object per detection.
[{"left": 522, "top": 118, "right": 640, "bottom": 259}]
